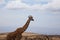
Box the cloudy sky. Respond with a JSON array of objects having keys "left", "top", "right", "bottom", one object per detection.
[{"left": 0, "top": 0, "right": 60, "bottom": 35}]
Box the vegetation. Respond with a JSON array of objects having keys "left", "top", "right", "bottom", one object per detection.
[{"left": 0, "top": 32, "right": 60, "bottom": 40}]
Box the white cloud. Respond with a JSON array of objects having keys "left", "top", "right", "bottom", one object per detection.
[
  {"left": 45, "top": 0, "right": 60, "bottom": 11},
  {"left": 5, "top": 0, "right": 30, "bottom": 9},
  {"left": 0, "top": 0, "right": 5, "bottom": 4},
  {"left": 46, "top": 0, "right": 60, "bottom": 8},
  {"left": 4, "top": 0, "right": 60, "bottom": 13},
  {"left": 5, "top": 0, "right": 46, "bottom": 10},
  {"left": 34, "top": 0, "right": 51, "bottom": 3}
]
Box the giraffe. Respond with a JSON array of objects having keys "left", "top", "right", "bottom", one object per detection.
[{"left": 6, "top": 15, "right": 34, "bottom": 40}]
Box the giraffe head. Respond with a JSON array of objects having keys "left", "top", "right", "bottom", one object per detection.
[{"left": 28, "top": 15, "right": 34, "bottom": 21}]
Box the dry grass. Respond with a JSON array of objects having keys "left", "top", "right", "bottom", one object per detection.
[{"left": 0, "top": 32, "right": 60, "bottom": 40}]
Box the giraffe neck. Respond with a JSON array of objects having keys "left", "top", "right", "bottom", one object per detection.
[
  {"left": 22, "top": 18, "right": 31, "bottom": 32},
  {"left": 14, "top": 18, "right": 31, "bottom": 34}
]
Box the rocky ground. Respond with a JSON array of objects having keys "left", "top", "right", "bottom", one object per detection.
[{"left": 0, "top": 32, "right": 60, "bottom": 40}]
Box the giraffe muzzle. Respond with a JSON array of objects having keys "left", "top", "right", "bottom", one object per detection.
[{"left": 31, "top": 19, "right": 34, "bottom": 21}]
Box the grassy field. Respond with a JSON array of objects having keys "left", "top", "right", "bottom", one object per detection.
[{"left": 0, "top": 32, "right": 60, "bottom": 40}]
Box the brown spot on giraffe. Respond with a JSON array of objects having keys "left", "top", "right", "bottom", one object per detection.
[{"left": 6, "top": 15, "right": 34, "bottom": 40}]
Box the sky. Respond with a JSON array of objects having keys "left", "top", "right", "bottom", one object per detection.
[{"left": 0, "top": 0, "right": 60, "bottom": 35}]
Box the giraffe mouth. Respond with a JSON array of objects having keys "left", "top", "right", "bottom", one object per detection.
[{"left": 31, "top": 19, "right": 34, "bottom": 21}]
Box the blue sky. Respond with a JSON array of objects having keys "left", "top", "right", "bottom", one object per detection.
[{"left": 0, "top": 0, "right": 60, "bottom": 35}]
